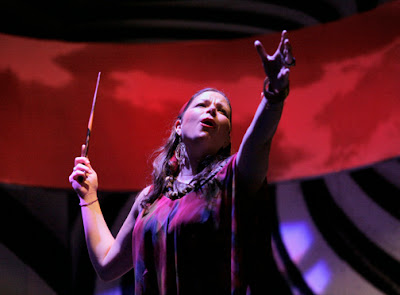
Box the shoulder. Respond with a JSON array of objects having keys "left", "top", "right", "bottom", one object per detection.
[
  {"left": 138, "top": 185, "right": 152, "bottom": 199},
  {"left": 214, "top": 153, "right": 237, "bottom": 184}
]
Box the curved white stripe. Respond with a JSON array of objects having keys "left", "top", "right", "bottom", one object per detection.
[
  {"left": 374, "top": 159, "right": 400, "bottom": 189},
  {"left": 325, "top": 172, "right": 400, "bottom": 261},
  {"left": 276, "top": 180, "right": 384, "bottom": 295}
]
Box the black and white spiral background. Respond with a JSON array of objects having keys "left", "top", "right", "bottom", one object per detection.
[{"left": 271, "top": 156, "right": 400, "bottom": 295}]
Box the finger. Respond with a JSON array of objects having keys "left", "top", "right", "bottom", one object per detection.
[
  {"left": 282, "top": 68, "right": 290, "bottom": 78},
  {"left": 69, "top": 173, "right": 74, "bottom": 183},
  {"left": 278, "top": 30, "right": 288, "bottom": 53},
  {"left": 284, "top": 39, "right": 292, "bottom": 54},
  {"left": 86, "top": 161, "right": 93, "bottom": 170},
  {"left": 283, "top": 39, "right": 294, "bottom": 63},
  {"left": 254, "top": 40, "right": 268, "bottom": 62},
  {"left": 74, "top": 163, "right": 91, "bottom": 173},
  {"left": 74, "top": 156, "right": 90, "bottom": 166},
  {"left": 69, "top": 169, "right": 86, "bottom": 183},
  {"left": 278, "top": 68, "right": 290, "bottom": 85},
  {"left": 73, "top": 170, "right": 87, "bottom": 181}
]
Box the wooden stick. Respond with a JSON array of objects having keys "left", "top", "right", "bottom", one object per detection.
[
  {"left": 82, "top": 72, "right": 101, "bottom": 157},
  {"left": 78, "top": 72, "right": 101, "bottom": 182}
]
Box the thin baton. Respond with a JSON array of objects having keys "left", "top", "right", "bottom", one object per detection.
[
  {"left": 78, "top": 72, "right": 101, "bottom": 182},
  {"left": 82, "top": 72, "right": 101, "bottom": 157}
]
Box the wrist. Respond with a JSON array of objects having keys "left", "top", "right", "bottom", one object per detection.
[
  {"left": 78, "top": 191, "right": 97, "bottom": 202},
  {"left": 78, "top": 192, "right": 98, "bottom": 207},
  {"left": 265, "top": 99, "right": 284, "bottom": 111},
  {"left": 79, "top": 198, "right": 99, "bottom": 207}
]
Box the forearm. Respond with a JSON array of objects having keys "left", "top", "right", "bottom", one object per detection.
[
  {"left": 245, "top": 98, "right": 283, "bottom": 146},
  {"left": 70, "top": 153, "right": 134, "bottom": 280},
  {"left": 80, "top": 189, "right": 142, "bottom": 281},
  {"left": 238, "top": 29, "right": 294, "bottom": 191},
  {"left": 236, "top": 98, "right": 284, "bottom": 191},
  {"left": 80, "top": 193, "right": 116, "bottom": 278}
]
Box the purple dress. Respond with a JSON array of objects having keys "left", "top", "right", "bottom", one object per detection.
[{"left": 132, "top": 154, "right": 271, "bottom": 295}]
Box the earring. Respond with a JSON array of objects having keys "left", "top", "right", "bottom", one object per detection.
[{"left": 175, "top": 142, "right": 186, "bottom": 167}]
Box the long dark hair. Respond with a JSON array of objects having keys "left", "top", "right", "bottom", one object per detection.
[{"left": 141, "top": 88, "right": 232, "bottom": 208}]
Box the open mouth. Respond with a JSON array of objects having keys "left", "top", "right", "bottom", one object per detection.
[{"left": 200, "top": 118, "right": 216, "bottom": 128}]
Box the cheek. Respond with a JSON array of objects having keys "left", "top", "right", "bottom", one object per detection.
[
  {"left": 182, "top": 109, "right": 199, "bottom": 124},
  {"left": 220, "top": 120, "right": 231, "bottom": 140},
  {"left": 181, "top": 111, "right": 200, "bottom": 135}
]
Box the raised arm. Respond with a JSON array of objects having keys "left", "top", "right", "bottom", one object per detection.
[
  {"left": 69, "top": 145, "right": 148, "bottom": 281},
  {"left": 236, "top": 30, "right": 295, "bottom": 193}
]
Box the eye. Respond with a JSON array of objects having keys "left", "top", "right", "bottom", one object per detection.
[
  {"left": 196, "top": 103, "right": 206, "bottom": 107},
  {"left": 218, "top": 108, "right": 229, "bottom": 117}
]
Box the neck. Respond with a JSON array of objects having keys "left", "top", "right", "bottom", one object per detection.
[
  {"left": 177, "top": 158, "right": 198, "bottom": 184},
  {"left": 176, "top": 143, "right": 206, "bottom": 183}
]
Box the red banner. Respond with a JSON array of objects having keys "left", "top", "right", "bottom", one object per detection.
[{"left": 0, "top": 1, "right": 399, "bottom": 190}]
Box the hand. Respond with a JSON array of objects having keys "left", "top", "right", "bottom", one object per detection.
[
  {"left": 254, "top": 30, "right": 295, "bottom": 92},
  {"left": 69, "top": 144, "right": 98, "bottom": 200}
]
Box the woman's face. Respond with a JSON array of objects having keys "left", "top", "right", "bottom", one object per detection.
[{"left": 176, "top": 91, "right": 231, "bottom": 158}]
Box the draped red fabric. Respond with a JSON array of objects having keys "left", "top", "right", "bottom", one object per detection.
[{"left": 0, "top": 1, "right": 399, "bottom": 191}]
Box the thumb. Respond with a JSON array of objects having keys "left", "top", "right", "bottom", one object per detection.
[{"left": 81, "top": 144, "right": 87, "bottom": 158}]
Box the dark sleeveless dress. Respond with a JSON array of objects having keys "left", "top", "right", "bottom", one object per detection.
[{"left": 132, "top": 154, "right": 271, "bottom": 295}]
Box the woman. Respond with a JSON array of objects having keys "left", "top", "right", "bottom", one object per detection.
[{"left": 69, "top": 30, "right": 295, "bottom": 294}]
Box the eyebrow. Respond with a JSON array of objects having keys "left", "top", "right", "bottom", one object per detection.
[{"left": 198, "top": 98, "right": 229, "bottom": 110}]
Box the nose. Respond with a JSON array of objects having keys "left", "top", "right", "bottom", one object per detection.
[{"left": 206, "top": 104, "right": 217, "bottom": 116}]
